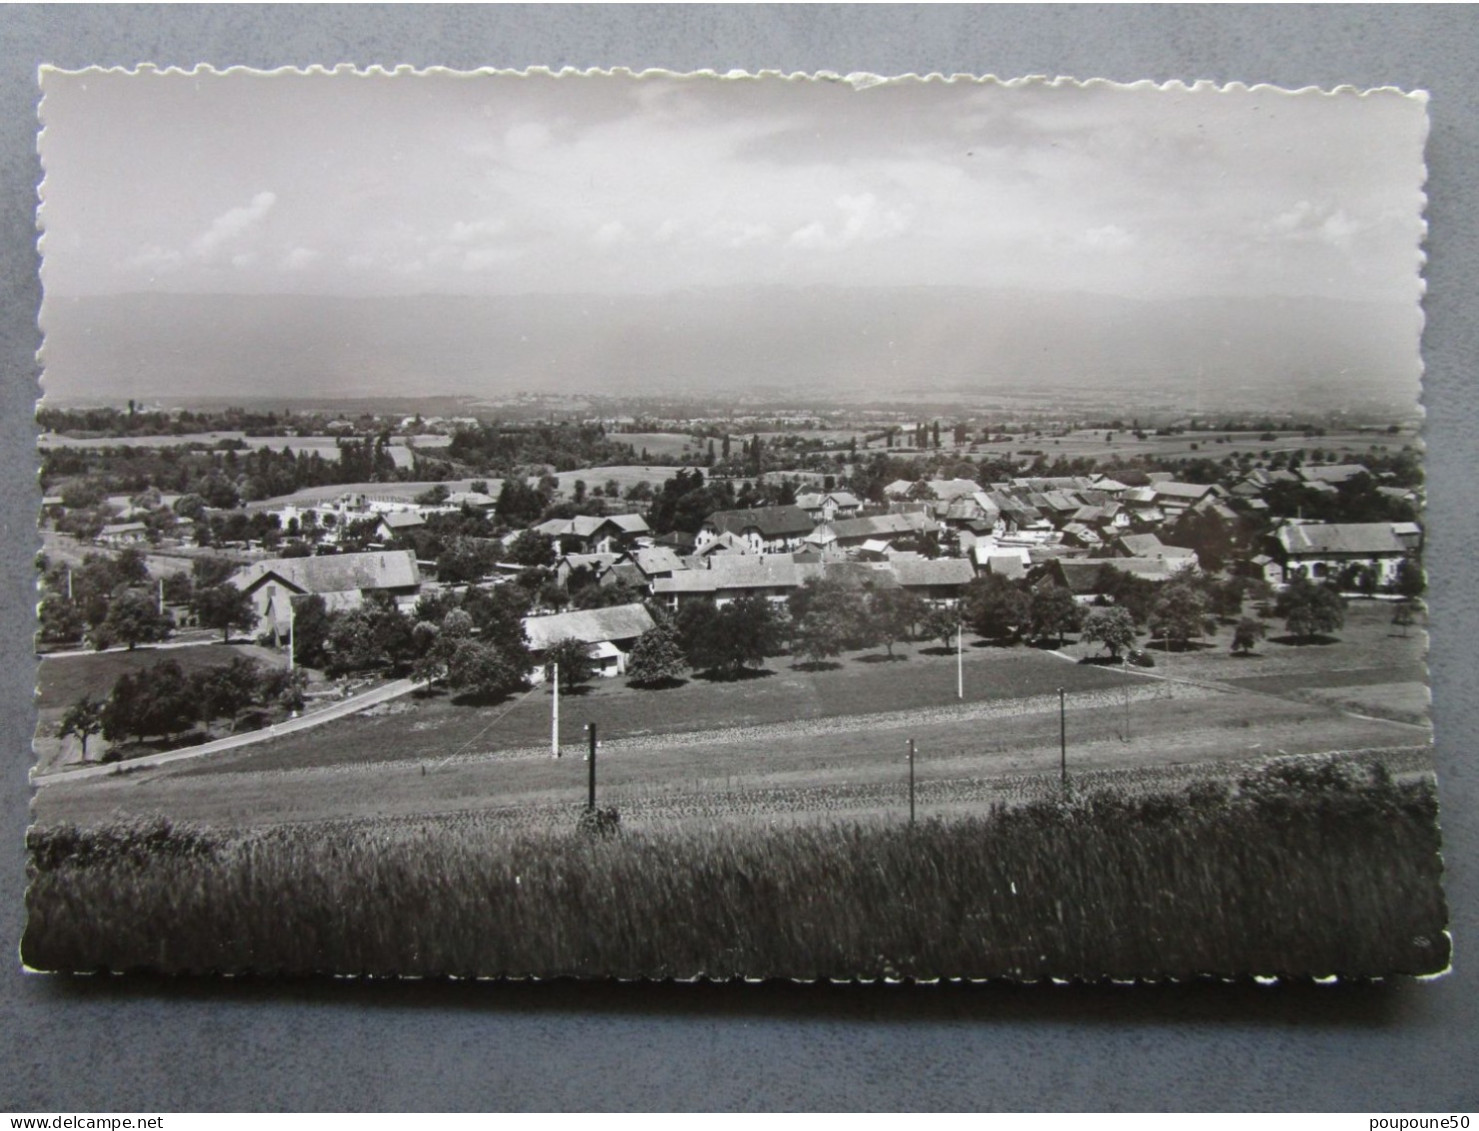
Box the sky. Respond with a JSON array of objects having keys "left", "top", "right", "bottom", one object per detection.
[{"left": 37, "top": 68, "right": 1430, "bottom": 306}]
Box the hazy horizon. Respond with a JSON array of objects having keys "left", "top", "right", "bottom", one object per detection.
[{"left": 36, "top": 70, "right": 1429, "bottom": 410}]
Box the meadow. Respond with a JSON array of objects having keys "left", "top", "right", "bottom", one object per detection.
[
  {"left": 22, "top": 754, "right": 1448, "bottom": 979},
  {"left": 959, "top": 427, "right": 1414, "bottom": 466}
]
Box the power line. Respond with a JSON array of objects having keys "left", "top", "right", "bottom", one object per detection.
[{"left": 423, "top": 682, "right": 544, "bottom": 773}]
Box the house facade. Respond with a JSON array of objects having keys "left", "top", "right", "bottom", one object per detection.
[
  {"left": 229, "top": 549, "right": 422, "bottom": 641},
  {"left": 696, "top": 506, "right": 816, "bottom": 554},
  {"left": 523, "top": 603, "right": 657, "bottom": 680},
  {"left": 1273, "top": 521, "right": 1413, "bottom": 587}
]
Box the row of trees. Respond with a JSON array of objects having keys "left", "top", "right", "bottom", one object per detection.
[
  {"left": 37, "top": 550, "right": 258, "bottom": 650},
  {"left": 959, "top": 569, "right": 1351, "bottom": 658},
  {"left": 61, "top": 656, "right": 307, "bottom": 757}
]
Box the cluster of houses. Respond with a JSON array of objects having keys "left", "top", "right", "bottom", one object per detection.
[
  {"left": 218, "top": 465, "right": 1421, "bottom": 680},
  {"left": 251, "top": 488, "right": 500, "bottom": 547}
]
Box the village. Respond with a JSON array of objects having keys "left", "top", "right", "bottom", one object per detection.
[{"left": 31, "top": 401, "right": 1426, "bottom": 777}]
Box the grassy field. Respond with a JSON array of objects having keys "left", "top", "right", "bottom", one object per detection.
[
  {"left": 32, "top": 642, "right": 291, "bottom": 771},
  {"left": 40, "top": 432, "right": 453, "bottom": 456},
  {"left": 247, "top": 479, "right": 504, "bottom": 509},
  {"left": 21, "top": 754, "right": 1448, "bottom": 978},
  {"left": 35, "top": 642, "right": 284, "bottom": 711},
  {"left": 1063, "top": 598, "right": 1428, "bottom": 721},
  {"left": 544, "top": 464, "right": 687, "bottom": 497},
  {"left": 29, "top": 596, "right": 1430, "bottom": 831},
  {"left": 605, "top": 432, "right": 701, "bottom": 458},
  {"left": 160, "top": 643, "right": 1137, "bottom": 774},
  {"left": 961, "top": 428, "right": 1418, "bottom": 465}
]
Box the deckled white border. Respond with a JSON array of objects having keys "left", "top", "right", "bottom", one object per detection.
[{"left": 27, "top": 64, "right": 1441, "bottom": 986}]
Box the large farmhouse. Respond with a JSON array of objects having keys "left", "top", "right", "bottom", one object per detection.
[
  {"left": 696, "top": 506, "right": 815, "bottom": 554},
  {"left": 229, "top": 549, "right": 422, "bottom": 641},
  {"left": 522, "top": 603, "right": 657, "bottom": 680},
  {"left": 532, "top": 513, "right": 651, "bottom": 555},
  {"left": 1273, "top": 521, "right": 1412, "bottom": 586}
]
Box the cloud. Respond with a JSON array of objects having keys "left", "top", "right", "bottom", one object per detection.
[
  {"left": 505, "top": 122, "right": 552, "bottom": 158},
  {"left": 714, "top": 221, "right": 774, "bottom": 249},
  {"left": 191, "top": 191, "right": 277, "bottom": 258},
  {"left": 1081, "top": 224, "right": 1134, "bottom": 251},
  {"left": 786, "top": 193, "right": 909, "bottom": 251},
  {"left": 592, "top": 220, "right": 635, "bottom": 247},
  {"left": 130, "top": 244, "right": 183, "bottom": 274},
  {"left": 1262, "top": 200, "right": 1361, "bottom": 248},
  {"left": 449, "top": 218, "right": 507, "bottom": 243},
  {"left": 282, "top": 247, "right": 320, "bottom": 271},
  {"left": 462, "top": 247, "right": 517, "bottom": 272}
]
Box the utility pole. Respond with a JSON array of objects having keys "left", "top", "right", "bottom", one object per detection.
[
  {"left": 907, "top": 738, "right": 916, "bottom": 826},
  {"left": 585, "top": 722, "right": 597, "bottom": 811},
  {"left": 1122, "top": 655, "right": 1130, "bottom": 742},
  {"left": 287, "top": 599, "right": 295, "bottom": 671},
  {"left": 956, "top": 622, "right": 963, "bottom": 700},
  {"left": 551, "top": 662, "right": 560, "bottom": 758},
  {"left": 157, "top": 577, "right": 165, "bottom": 615},
  {"left": 1058, "top": 687, "right": 1068, "bottom": 788},
  {"left": 66, "top": 567, "right": 73, "bottom": 601}
]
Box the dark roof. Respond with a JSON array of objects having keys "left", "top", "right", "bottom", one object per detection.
[
  {"left": 523, "top": 603, "right": 656, "bottom": 650},
  {"left": 1276, "top": 522, "right": 1406, "bottom": 556},
  {"left": 887, "top": 558, "right": 976, "bottom": 588},
  {"left": 705, "top": 505, "right": 815, "bottom": 539},
  {"left": 232, "top": 549, "right": 421, "bottom": 595},
  {"left": 1055, "top": 557, "right": 1175, "bottom": 594},
  {"left": 827, "top": 512, "right": 932, "bottom": 540},
  {"left": 379, "top": 510, "right": 425, "bottom": 530},
  {"left": 1299, "top": 463, "right": 1370, "bottom": 485}
]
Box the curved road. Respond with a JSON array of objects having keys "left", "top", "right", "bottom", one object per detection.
[{"left": 31, "top": 677, "right": 425, "bottom": 785}]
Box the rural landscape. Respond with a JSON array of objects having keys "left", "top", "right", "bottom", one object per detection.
[{"left": 24, "top": 69, "right": 1444, "bottom": 979}]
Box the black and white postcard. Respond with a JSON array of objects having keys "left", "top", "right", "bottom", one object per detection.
[{"left": 25, "top": 68, "right": 1446, "bottom": 980}]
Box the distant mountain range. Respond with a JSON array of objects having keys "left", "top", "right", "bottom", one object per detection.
[{"left": 38, "top": 286, "right": 1423, "bottom": 413}]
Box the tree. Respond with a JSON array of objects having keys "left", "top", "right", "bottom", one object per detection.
[
  {"left": 506, "top": 529, "right": 556, "bottom": 568},
  {"left": 1395, "top": 557, "right": 1426, "bottom": 600},
  {"left": 436, "top": 537, "right": 498, "bottom": 585},
  {"left": 288, "top": 594, "right": 331, "bottom": 669},
  {"left": 495, "top": 479, "right": 547, "bottom": 527},
  {"left": 962, "top": 573, "right": 1032, "bottom": 641},
  {"left": 869, "top": 588, "right": 927, "bottom": 658},
  {"left": 444, "top": 638, "right": 528, "bottom": 700},
  {"left": 682, "top": 595, "right": 780, "bottom": 676},
  {"left": 1392, "top": 601, "right": 1418, "bottom": 638},
  {"left": 1148, "top": 580, "right": 1214, "bottom": 650},
  {"left": 572, "top": 577, "right": 647, "bottom": 610},
  {"left": 192, "top": 583, "right": 258, "bottom": 642},
  {"left": 920, "top": 604, "right": 961, "bottom": 650},
  {"left": 792, "top": 601, "right": 852, "bottom": 665},
  {"left": 626, "top": 616, "right": 688, "bottom": 686},
  {"left": 1080, "top": 606, "right": 1137, "bottom": 660},
  {"left": 787, "top": 577, "right": 869, "bottom": 661},
  {"left": 259, "top": 665, "right": 308, "bottom": 712},
  {"left": 102, "top": 660, "right": 197, "bottom": 745},
  {"left": 191, "top": 657, "right": 264, "bottom": 730},
  {"left": 460, "top": 586, "right": 535, "bottom": 686},
  {"left": 96, "top": 587, "right": 173, "bottom": 651},
  {"left": 172, "top": 493, "right": 207, "bottom": 522},
  {"left": 37, "top": 597, "right": 86, "bottom": 645},
  {"left": 1275, "top": 577, "right": 1346, "bottom": 642},
  {"left": 1231, "top": 616, "right": 1267, "bottom": 655},
  {"left": 58, "top": 696, "right": 104, "bottom": 761},
  {"left": 544, "top": 637, "right": 597, "bottom": 688},
  {"left": 323, "top": 594, "right": 415, "bottom": 675},
  {"left": 536, "top": 578, "right": 571, "bottom": 613},
  {"left": 1030, "top": 583, "right": 1083, "bottom": 647},
  {"left": 415, "top": 483, "right": 451, "bottom": 506}
]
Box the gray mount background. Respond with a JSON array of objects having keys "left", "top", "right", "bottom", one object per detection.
[{"left": 2, "top": 6, "right": 1475, "bottom": 1113}]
